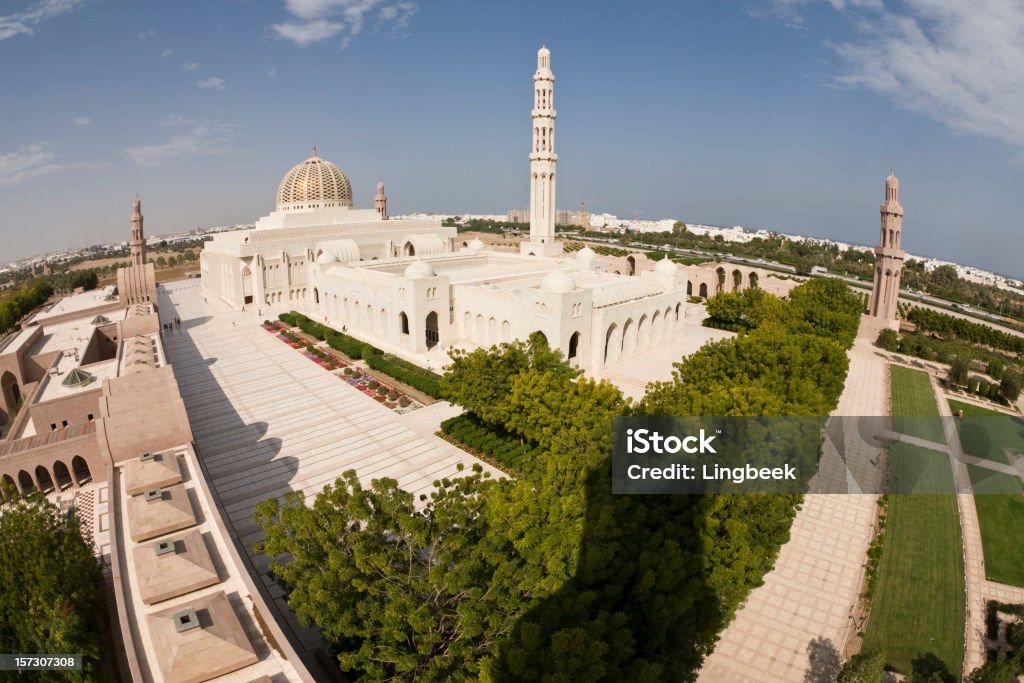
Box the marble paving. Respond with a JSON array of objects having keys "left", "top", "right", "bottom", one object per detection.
[
  {"left": 157, "top": 281, "right": 499, "bottom": 592},
  {"left": 698, "top": 335, "right": 889, "bottom": 683}
]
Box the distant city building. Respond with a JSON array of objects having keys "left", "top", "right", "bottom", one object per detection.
[{"left": 869, "top": 170, "right": 905, "bottom": 322}]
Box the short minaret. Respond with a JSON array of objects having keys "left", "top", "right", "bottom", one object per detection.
[
  {"left": 130, "top": 197, "right": 146, "bottom": 266},
  {"left": 869, "top": 169, "right": 905, "bottom": 320},
  {"left": 375, "top": 181, "right": 388, "bottom": 220},
  {"left": 522, "top": 44, "right": 562, "bottom": 257}
]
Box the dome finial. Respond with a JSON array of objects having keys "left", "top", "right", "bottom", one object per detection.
[{"left": 312, "top": 143, "right": 317, "bottom": 158}]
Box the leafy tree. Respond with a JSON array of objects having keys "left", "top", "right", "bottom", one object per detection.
[
  {"left": 838, "top": 649, "right": 886, "bottom": 683},
  {"left": 966, "top": 656, "right": 1024, "bottom": 683},
  {"left": 949, "top": 356, "right": 971, "bottom": 387},
  {"left": 987, "top": 358, "right": 1005, "bottom": 380},
  {"left": 155, "top": 256, "right": 167, "bottom": 268},
  {"left": 672, "top": 221, "right": 688, "bottom": 236},
  {"left": 69, "top": 269, "right": 98, "bottom": 291},
  {"left": 255, "top": 468, "right": 524, "bottom": 682},
  {"left": 999, "top": 371, "right": 1020, "bottom": 402},
  {"left": 167, "top": 256, "right": 178, "bottom": 268},
  {"left": 440, "top": 335, "right": 579, "bottom": 428},
  {"left": 0, "top": 486, "right": 106, "bottom": 680},
  {"left": 878, "top": 329, "right": 899, "bottom": 352}
]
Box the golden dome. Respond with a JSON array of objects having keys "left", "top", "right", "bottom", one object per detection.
[{"left": 276, "top": 148, "right": 353, "bottom": 211}]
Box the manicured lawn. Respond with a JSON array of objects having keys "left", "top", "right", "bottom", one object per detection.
[
  {"left": 888, "top": 442, "right": 955, "bottom": 494},
  {"left": 890, "top": 365, "right": 946, "bottom": 444},
  {"left": 948, "top": 399, "right": 1024, "bottom": 465},
  {"left": 862, "top": 444, "right": 964, "bottom": 676},
  {"left": 967, "top": 464, "right": 1024, "bottom": 587}
]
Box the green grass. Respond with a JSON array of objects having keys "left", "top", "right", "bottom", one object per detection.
[
  {"left": 888, "top": 442, "right": 955, "bottom": 494},
  {"left": 948, "top": 399, "right": 1024, "bottom": 465},
  {"left": 862, "top": 444, "right": 964, "bottom": 676},
  {"left": 890, "top": 365, "right": 946, "bottom": 444},
  {"left": 966, "top": 465, "right": 1024, "bottom": 587}
]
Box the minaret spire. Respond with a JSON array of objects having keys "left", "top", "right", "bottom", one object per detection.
[
  {"left": 375, "top": 180, "right": 388, "bottom": 220},
  {"left": 869, "top": 169, "right": 905, "bottom": 321},
  {"left": 130, "top": 196, "right": 146, "bottom": 267},
  {"left": 522, "top": 43, "right": 562, "bottom": 256}
]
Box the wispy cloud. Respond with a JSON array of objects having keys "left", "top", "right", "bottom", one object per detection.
[
  {"left": 267, "top": 65, "right": 278, "bottom": 78},
  {"left": 182, "top": 61, "right": 199, "bottom": 71},
  {"left": 763, "top": 0, "right": 1024, "bottom": 157},
  {"left": 71, "top": 116, "right": 92, "bottom": 126},
  {"left": 137, "top": 28, "right": 156, "bottom": 39},
  {"left": 271, "top": 0, "right": 418, "bottom": 47},
  {"left": 0, "top": 142, "right": 102, "bottom": 188},
  {"left": 0, "top": 0, "right": 85, "bottom": 42},
  {"left": 160, "top": 48, "right": 173, "bottom": 60},
  {"left": 196, "top": 77, "right": 226, "bottom": 90},
  {"left": 124, "top": 121, "right": 238, "bottom": 167}
]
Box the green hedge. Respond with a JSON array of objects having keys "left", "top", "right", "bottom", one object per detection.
[
  {"left": 440, "top": 414, "right": 540, "bottom": 473},
  {"left": 365, "top": 351, "right": 442, "bottom": 398},
  {"left": 279, "top": 311, "right": 441, "bottom": 396}
]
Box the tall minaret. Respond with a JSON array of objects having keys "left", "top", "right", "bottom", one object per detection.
[
  {"left": 130, "top": 197, "right": 146, "bottom": 267},
  {"left": 869, "top": 169, "right": 905, "bottom": 320},
  {"left": 522, "top": 44, "right": 562, "bottom": 256},
  {"left": 375, "top": 181, "right": 388, "bottom": 220}
]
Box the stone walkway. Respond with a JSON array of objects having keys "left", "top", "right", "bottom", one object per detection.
[
  {"left": 157, "top": 281, "right": 499, "bottom": 604},
  {"left": 698, "top": 336, "right": 888, "bottom": 683}
]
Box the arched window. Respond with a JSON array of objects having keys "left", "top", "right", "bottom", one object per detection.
[
  {"left": 17, "top": 470, "right": 34, "bottom": 494},
  {"left": 72, "top": 456, "right": 91, "bottom": 485},
  {"left": 53, "top": 461, "right": 73, "bottom": 490},
  {"left": 425, "top": 312, "right": 439, "bottom": 349},
  {"left": 35, "top": 465, "right": 54, "bottom": 493},
  {"left": 400, "top": 311, "right": 409, "bottom": 335},
  {"left": 313, "top": 287, "right": 320, "bottom": 304},
  {"left": 699, "top": 283, "right": 708, "bottom": 298},
  {"left": 568, "top": 331, "right": 580, "bottom": 360}
]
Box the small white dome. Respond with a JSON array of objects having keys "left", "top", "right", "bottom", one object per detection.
[
  {"left": 540, "top": 270, "right": 575, "bottom": 294},
  {"left": 576, "top": 246, "right": 596, "bottom": 261},
  {"left": 404, "top": 260, "right": 436, "bottom": 279},
  {"left": 316, "top": 251, "right": 338, "bottom": 265},
  {"left": 468, "top": 238, "right": 486, "bottom": 251},
  {"left": 654, "top": 258, "right": 678, "bottom": 274}
]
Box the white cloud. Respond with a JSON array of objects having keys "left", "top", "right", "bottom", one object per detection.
[
  {"left": 159, "top": 114, "right": 196, "bottom": 127},
  {"left": 124, "top": 121, "right": 238, "bottom": 167},
  {"left": 196, "top": 77, "right": 226, "bottom": 91},
  {"left": 267, "top": 65, "right": 278, "bottom": 78},
  {"left": 271, "top": 0, "right": 418, "bottom": 47},
  {"left": 160, "top": 48, "right": 173, "bottom": 60},
  {"left": 0, "top": 0, "right": 84, "bottom": 42},
  {"left": 137, "top": 28, "right": 156, "bottom": 39},
  {"left": 764, "top": 0, "right": 1024, "bottom": 157},
  {"left": 182, "top": 61, "right": 200, "bottom": 71},
  {"left": 0, "top": 142, "right": 102, "bottom": 188},
  {"left": 71, "top": 116, "right": 92, "bottom": 126}
]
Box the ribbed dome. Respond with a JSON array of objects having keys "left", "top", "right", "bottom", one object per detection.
[
  {"left": 276, "top": 149, "right": 353, "bottom": 210},
  {"left": 654, "top": 258, "right": 677, "bottom": 274},
  {"left": 404, "top": 261, "right": 436, "bottom": 279}
]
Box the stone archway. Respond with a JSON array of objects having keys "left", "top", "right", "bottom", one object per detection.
[
  {"left": 17, "top": 470, "right": 34, "bottom": 494},
  {"left": 404, "top": 242, "right": 416, "bottom": 257},
  {"left": 637, "top": 314, "right": 650, "bottom": 349},
  {"left": 425, "top": 312, "right": 439, "bottom": 349},
  {"left": 1, "top": 371, "right": 21, "bottom": 424},
  {"left": 627, "top": 255, "right": 636, "bottom": 276},
  {"left": 687, "top": 281, "right": 693, "bottom": 296},
  {"left": 53, "top": 461, "right": 73, "bottom": 490},
  {"left": 749, "top": 272, "right": 759, "bottom": 289},
  {"left": 699, "top": 283, "right": 708, "bottom": 298},
  {"left": 732, "top": 269, "right": 742, "bottom": 292},
  {"left": 72, "top": 456, "right": 92, "bottom": 486},
  {"left": 35, "top": 465, "right": 54, "bottom": 493},
  {"left": 622, "top": 318, "right": 636, "bottom": 357},
  {"left": 605, "top": 323, "right": 621, "bottom": 363},
  {"left": 400, "top": 311, "right": 409, "bottom": 335},
  {"left": 716, "top": 267, "right": 726, "bottom": 294},
  {"left": 568, "top": 331, "right": 580, "bottom": 360}
]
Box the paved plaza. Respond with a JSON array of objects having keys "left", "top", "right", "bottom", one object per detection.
[
  {"left": 698, "top": 335, "right": 888, "bottom": 683},
  {"left": 157, "top": 281, "right": 499, "bottom": 629}
]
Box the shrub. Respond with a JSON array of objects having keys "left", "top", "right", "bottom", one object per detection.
[
  {"left": 368, "top": 380, "right": 380, "bottom": 390},
  {"left": 361, "top": 344, "right": 377, "bottom": 361},
  {"left": 1000, "top": 371, "right": 1021, "bottom": 402},
  {"left": 398, "top": 397, "right": 411, "bottom": 407},
  {"left": 343, "top": 367, "right": 353, "bottom": 376},
  {"left": 440, "top": 414, "right": 542, "bottom": 474},
  {"left": 878, "top": 329, "right": 899, "bottom": 352},
  {"left": 376, "top": 385, "right": 388, "bottom": 396},
  {"left": 968, "top": 376, "right": 980, "bottom": 394},
  {"left": 987, "top": 358, "right": 1005, "bottom": 380},
  {"left": 988, "top": 382, "right": 1002, "bottom": 401},
  {"left": 365, "top": 353, "right": 442, "bottom": 398},
  {"left": 977, "top": 380, "right": 991, "bottom": 396},
  {"left": 387, "top": 390, "right": 399, "bottom": 400}
]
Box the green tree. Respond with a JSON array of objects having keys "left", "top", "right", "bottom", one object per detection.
[
  {"left": 949, "top": 356, "right": 971, "bottom": 387},
  {"left": 255, "top": 468, "right": 524, "bottom": 682},
  {"left": 838, "top": 649, "right": 886, "bottom": 683},
  {"left": 878, "top": 329, "right": 899, "bottom": 352},
  {"left": 672, "top": 221, "right": 688, "bottom": 236},
  {"left": 167, "top": 256, "right": 178, "bottom": 268},
  {"left": 999, "top": 371, "right": 1020, "bottom": 402},
  {"left": 0, "top": 487, "right": 106, "bottom": 680},
  {"left": 966, "top": 656, "right": 1024, "bottom": 683},
  {"left": 70, "top": 269, "right": 98, "bottom": 291},
  {"left": 155, "top": 256, "right": 167, "bottom": 268},
  {"left": 986, "top": 358, "right": 1004, "bottom": 380}
]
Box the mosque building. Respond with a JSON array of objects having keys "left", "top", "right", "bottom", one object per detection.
[{"left": 200, "top": 46, "right": 785, "bottom": 373}]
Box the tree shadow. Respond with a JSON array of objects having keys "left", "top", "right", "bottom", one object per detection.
[
  {"left": 804, "top": 637, "right": 841, "bottom": 683},
  {"left": 909, "top": 652, "right": 955, "bottom": 683},
  {"left": 493, "top": 451, "right": 735, "bottom": 681}
]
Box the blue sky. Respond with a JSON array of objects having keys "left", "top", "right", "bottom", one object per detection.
[{"left": 1, "top": 0, "right": 1023, "bottom": 278}]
